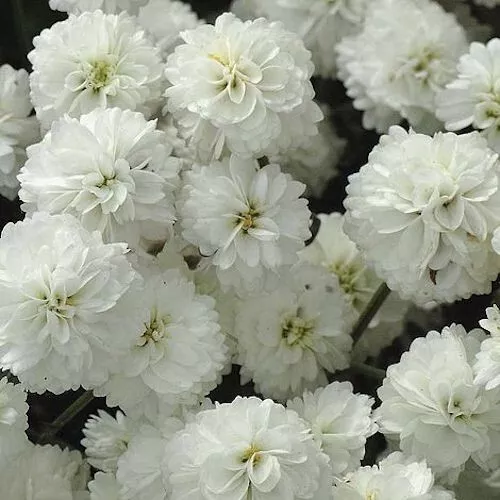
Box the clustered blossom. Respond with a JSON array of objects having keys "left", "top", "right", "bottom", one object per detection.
[
  {"left": 344, "top": 126, "right": 500, "bottom": 305},
  {"left": 475, "top": 305, "right": 500, "bottom": 390},
  {"left": 164, "top": 12, "right": 322, "bottom": 160},
  {"left": 49, "top": 0, "right": 148, "bottom": 14},
  {"left": 337, "top": 0, "right": 467, "bottom": 133},
  {"left": 0, "top": 64, "right": 39, "bottom": 200},
  {"left": 29, "top": 10, "right": 163, "bottom": 130},
  {"left": 377, "top": 324, "right": 500, "bottom": 482},
  {"left": 18, "top": 107, "right": 181, "bottom": 250},
  {"left": 437, "top": 38, "right": 500, "bottom": 153}
]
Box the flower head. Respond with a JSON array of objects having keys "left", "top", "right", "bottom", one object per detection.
[
  {"left": 165, "top": 396, "right": 332, "bottom": 500},
  {"left": 474, "top": 305, "right": 500, "bottom": 390},
  {"left": 29, "top": 10, "right": 163, "bottom": 130},
  {"left": 344, "top": 126, "right": 500, "bottom": 305},
  {"left": 0, "top": 212, "right": 139, "bottom": 393},
  {"left": 19, "top": 108, "right": 181, "bottom": 250}
]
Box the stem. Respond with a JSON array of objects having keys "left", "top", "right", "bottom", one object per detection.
[
  {"left": 351, "top": 362, "right": 386, "bottom": 382},
  {"left": 11, "top": 0, "right": 31, "bottom": 61},
  {"left": 351, "top": 282, "right": 391, "bottom": 345},
  {"left": 38, "top": 391, "right": 94, "bottom": 444}
]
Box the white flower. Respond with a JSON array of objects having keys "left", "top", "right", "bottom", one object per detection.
[
  {"left": 343, "top": 126, "right": 500, "bottom": 306},
  {"left": 165, "top": 396, "right": 332, "bottom": 500},
  {"left": 29, "top": 10, "right": 163, "bottom": 130},
  {"left": 376, "top": 324, "right": 500, "bottom": 482},
  {"left": 97, "top": 265, "right": 227, "bottom": 416},
  {"left": 0, "top": 212, "right": 139, "bottom": 393},
  {"left": 333, "top": 452, "right": 455, "bottom": 500},
  {"left": 474, "top": 0, "right": 500, "bottom": 7},
  {"left": 268, "top": 110, "right": 345, "bottom": 198},
  {"left": 236, "top": 263, "right": 355, "bottom": 400},
  {"left": 82, "top": 410, "right": 140, "bottom": 473},
  {"left": 299, "top": 212, "right": 407, "bottom": 361},
  {"left": 287, "top": 381, "right": 377, "bottom": 476},
  {"left": 437, "top": 39, "right": 500, "bottom": 154},
  {"left": 230, "top": 0, "right": 264, "bottom": 19},
  {"left": 177, "top": 154, "right": 311, "bottom": 292},
  {"left": 117, "top": 416, "right": 184, "bottom": 500},
  {"left": 138, "top": 0, "right": 202, "bottom": 59},
  {"left": 254, "top": 0, "right": 369, "bottom": 79},
  {"left": 337, "top": 0, "right": 467, "bottom": 133},
  {"left": 156, "top": 114, "right": 196, "bottom": 171},
  {"left": 164, "top": 12, "right": 322, "bottom": 160},
  {"left": 0, "top": 65, "right": 39, "bottom": 201},
  {"left": 0, "top": 379, "right": 29, "bottom": 466},
  {"left": 89, "top": 472, "right": 122, "bottom": 500},
  {"left": 49, "top": 0, "right": 148, "bottom": 14},
  {"left": 0, "top": 443, "right": 90, "bottom": 500},
  {"left": 18, "top": 108, "right": 181, "bottom": 250},
  {"left": 474, "top": 305, "right": 500, "bottom": 390}
]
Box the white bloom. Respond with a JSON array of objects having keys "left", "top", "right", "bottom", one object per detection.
[
  {"left": 98, "top": 265, "right": 227, "bottom": 416},
  {"left": 376, "top": 324, "right": 500, "bottom": 481},
  {"left": 164, "top": 12, "right": 322, "bottom": 160},
  {"left": 0, "top": 212, "right": 139, "bottom": 393},
  {"left": 254, "top": 0, "right": 369, "bottom": 79},
  {"left": 178, "top": 154, "right": 311, "bottom": 292},
  {"left": 269, "top": 110, "right": 345, "bottom": 197},
  {"left": 0, "top": 443, "right": 90, "bottom": 500},
  {"left": 299, "top": 212, "right": 407, "bottom": 361},
  {"left": 165, "top": 396, "right": 332, "bottom": 500},
  {"left": 475, "top": 305, "right": 500, "bottom": 390},
  {"left": 49, "top": 0, "right": 148, "bottom": 14},
  {"left": 29, "top": 11, "right": 163, "bottom": 130},
  {"left": 19, "top": 108, "right": 181, "bottom": 250},
  {"left": 117, "top": 417, "right": 184, "bottom": 500},
  {"left": 474, "top": 0, "right": 500, "bottom": 7},
  {"left": 344, "top": 126, "right": 500, "bottom": 306},
  {"left": 82, "top": 410, "right": 140, "bottom": 473},
  {"left": 333, "top": 452, "right": 455, "bottom": 500},
  {"left": 287, "top": 381, "right": 376, "bottom": 476},
  {"left": 156, "top": 114, "right": 196, "bottom": 171},
  {"left": 138, "top": 0, "right": 202, "bottom": 59},
  {"left": 437, "top": 39, "right": 500, "bottom": 154},
  {"left": 230, "top": 0, "right": 264, "bottom": 19},
  {"left": 89, "top": 472, "right": 121, "bottom": 500},
  {"left": 337, "top": 0, "right": 467, "bottom": 133},
  {"left": 0, "top": 378, "right": 29, "bottom": 465},
  {"left": 0, "top": 65, "right": 39, "bottom": 200},
  {"left": 236, "top": 263, "right": 355, "bottom": 400}
]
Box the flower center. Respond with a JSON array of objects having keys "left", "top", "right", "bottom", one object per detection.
[
  {"left": 137, "top": 310, "right": 171, "bottom": 346},
  {"left": 86, "top": 60, "right": 116, "bottom": 92},
  {"left": 410, "top": 46, "right": 440, "bottom": 84},
  {"left": 236, "top": 206, "right": 260, "bottom": 233},
  {"left": 281, "top": 311, "right": 315, "bottom": 346},
  {"left": 241, "top": 443, "right": 262, "bottom": 466},
  {"left": 39, "top": 292, "right": 75, "bottom": 320},
  {"left": 328, "top": 261, "right": 362, "bottom": 297}
]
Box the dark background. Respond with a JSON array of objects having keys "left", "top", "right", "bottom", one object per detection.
[{"left": 2, "top": 0, "right": 500, "bottom": 459}]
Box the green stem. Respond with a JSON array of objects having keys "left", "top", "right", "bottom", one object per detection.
[
  {"left": 11, "top": 0, "right": 31, "bottom": 61},
  {"left": 38, "top": 391, "right": 94, "bottom": 444},
  {"left": 350, "top": 282, "right": 391, "bottom": 345},
  {"left": 351, "top": 362, "right": 386, "bottom": 382}
]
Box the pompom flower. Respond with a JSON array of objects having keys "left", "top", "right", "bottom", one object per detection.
[
  {"left": 475, "top": 305, "right": 500, "bottom": 390},
  {"left": 0, "top": 443, "right": 90, "bottom": 500},
  {"left": 177, "top": 154, "right": 311, "bottom": 291},
  {"left": 82, "top": 409, "right": 139, "bottom": 473},
  {"left": 0, "top": 64, "right": 39, "bottom": 200},
  {"left": 164, "top": 12, "right": 322, "bottom": 160},
  {"left": 138, "top": 0, "right": 202, "bottom": 59},
  {"left": 165, "top": 396, "right": 332, "bottom": 500},
  {"left": 337, "top": 0, "right": 467, "bottom": 133},
  {"left": 437, "top": 38, "right": 500, "bottom": 154},
  {"left": 89, "top": 472, "right": 121, "bottom": 500},
  {"left": 376, "top": 324, "right": 500, "bottom": 482},
  {"left": 49, "top": 0, "right": 148, "bottom": 14},
  {"left": 344, "top": 126, "right": 500, "bottom": 306},
  {"left": 287, "top": 381, "right": 377, "bottom": 476},
  {"left": 236, "top": 263, "right": 355, "bottom": 400},
  {"left": 334, "top": 452, "right": 455, "bottom": 500},
  {"left": 29, "top": 10, "right": 163, "bottom": 130},
  {"left": 18, "top": 107, "right": 181, "bottom": 250},
  {"left": 0, "top": 212, "right": 139, "bottom": 393},
  {"left": 98, "top": 265, "right": 228, "bottom": 417}
]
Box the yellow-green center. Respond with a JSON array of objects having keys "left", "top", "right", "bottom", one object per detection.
[
  {"left": 87, "top": 60, "right": 116, "bottom": 92},
  {"left": 241, "top": 443, "right": 262, "bottom": 465}
]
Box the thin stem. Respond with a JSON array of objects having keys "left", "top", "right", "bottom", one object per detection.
[
  {"left": 38, "top": 391, "right": 94, "bottom": 444},
  {"left": 351, "top": 282, "right": 391, "bottom": 345},
  {"left": 351, "top": 362, "right": 386, "bottom": 382},
  {"left": 11, "top": 0, "right": 31, "bottom": 61}
]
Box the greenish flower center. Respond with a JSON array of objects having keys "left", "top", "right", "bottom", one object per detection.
[
  {"left": 240, "top": 443, "right": 262, "bottom": 465},
  {"left": 86, "top": 60, "right": 116, "bottom": 92},
  {"left": 137, "top": 310, "right": 171, "bottom": 346},
  {"left": 281, "top": 312, "right": 315, "bottom": 346}
]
